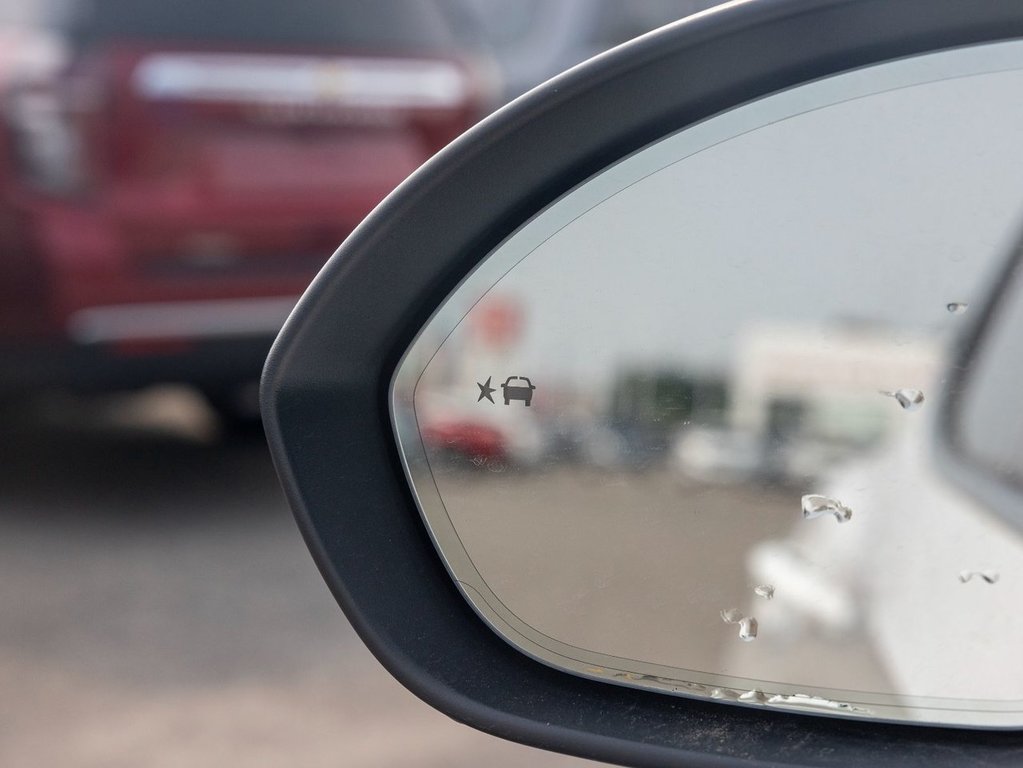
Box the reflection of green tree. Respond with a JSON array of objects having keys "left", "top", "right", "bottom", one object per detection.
[{"left": 609, "top": 370, "right": 728, "bottom": 430}]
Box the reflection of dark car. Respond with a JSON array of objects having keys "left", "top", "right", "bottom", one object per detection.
[
  {"left": 0, "top": 0, "right": 485, "bottom": 418},
  {"left": 501, "top": 375, "right": 534, "bottom": 406}
]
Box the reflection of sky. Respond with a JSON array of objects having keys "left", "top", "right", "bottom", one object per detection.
[{"left": 470, "top": 68, "right": 1023, "bottom": 384}]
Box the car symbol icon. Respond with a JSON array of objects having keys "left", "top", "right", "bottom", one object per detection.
[{"left": 501, "top": 376, "right": 535, "bottom": 406}]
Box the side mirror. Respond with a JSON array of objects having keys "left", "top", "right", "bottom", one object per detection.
[{"left": 263, "top": 1, "right": 1023, "bottom": 765}]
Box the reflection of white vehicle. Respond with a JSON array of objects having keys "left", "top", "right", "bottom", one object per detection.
[
  {"left": 776, "top": 437, "right": 863, "bottom": 483},
  {"left": 739, "top": 404, "right": 1023, "bottom": 704},
  {"left": 671, "top": 426, "right": 761, "bottom": 483},
  {"left": 672, "top": 425, "right": 858, "bottom": 484}
]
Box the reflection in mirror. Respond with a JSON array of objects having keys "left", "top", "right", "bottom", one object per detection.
[
  {"left": 393, "top": 41, "right": 1023, "bottom": 727},
  {"left": 950, "top": 251, "right": 1023, "bottom": 531}
]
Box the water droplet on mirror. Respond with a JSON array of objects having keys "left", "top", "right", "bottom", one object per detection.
[
  {"left": 720, "top": 609, "right": 757, "bottom": 641},
  {"left": 753, "top": 584, "right": 775, "bottom": 600},
  {"left": 879, "top": 388, "right": 925, "bottom": 411},
  {"left": 720, "top": 608, "right": 743, "bottom": 623},
  {"left": 766, "top": 693, "right": 869, "bottom": 713},
  {"left": 737, "top": 617, "right": 758, "bottom": 641},
  {"left": 801, "top": 494, "right": 852, "bottom": 523},
  {"left": 946, "top": 302, "right": 969, "bottom": 315},
  {"left": 958, "top": 570, "right": 999, "bottom": 584}
]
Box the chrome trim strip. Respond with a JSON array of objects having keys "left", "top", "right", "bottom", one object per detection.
[
  {"left": 68, "top": 296, "right": 299, "bottom": 343},
  {"left": 133, "top": 54, "right": 468, "bottom": 109}
]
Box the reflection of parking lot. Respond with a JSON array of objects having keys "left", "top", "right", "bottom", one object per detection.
[
  {"left": 433, "top": 466, "right": 892, "bottom": 695},
  {"left": 0, "top": 390, "right": 588, "bottom": 768}
]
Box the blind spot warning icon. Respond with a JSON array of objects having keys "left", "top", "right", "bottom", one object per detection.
[
  {"left": 502, "top": 376, "right": 535, "bottom": 406},
  {"left": 476, "top": 376, "right": 496, "bottom": 403}
]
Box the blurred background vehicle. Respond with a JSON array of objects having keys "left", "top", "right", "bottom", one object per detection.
[
  {"left": 0, "top": 0, "right": 487, "bottom": 423},
  {"left": 0, "top": 2, "right": 725, "bottom": 767}
]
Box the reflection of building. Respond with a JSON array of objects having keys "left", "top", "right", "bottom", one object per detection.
[
  {"left": 730, "top": 322, "right": 941, "bottom": 445},
  {"left": 674, "top": 322, "right": 944, "bottom": 485}
]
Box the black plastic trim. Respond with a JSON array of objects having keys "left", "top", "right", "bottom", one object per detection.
[
  {"left": 936, "top": 231, "right": 1023, "bottom": 532},
  {"left": 263, "top": 1, "right": 1023, "bottom": 765}
]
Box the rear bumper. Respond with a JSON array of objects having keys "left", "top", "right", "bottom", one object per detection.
[
  {"left": 0, "top": 192, "right": 341, "bottom": 394},
  {"left": 16, "top": 196, "right": 342, "bottom": 334},
  {"left": 0, "top": 332, "right": 282, "bottom": 394}
]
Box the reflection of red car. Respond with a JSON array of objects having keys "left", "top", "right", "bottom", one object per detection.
[
  {"left": 422, "top": 420, "right": 506, "bottom": 460},
  {"left": 0, "top": 0, "right": 485, "bottom": 416}
]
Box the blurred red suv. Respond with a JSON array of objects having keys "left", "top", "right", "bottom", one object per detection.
[{"left": 0, "top": 0, "right": 488, "bottom": 418}]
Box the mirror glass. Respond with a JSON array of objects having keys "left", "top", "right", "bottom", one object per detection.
[{"left": 392, "top": 40, "right": 1023, "bottom": 727}]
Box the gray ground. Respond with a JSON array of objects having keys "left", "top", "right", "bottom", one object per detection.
[{"left": 0, "top": 389, "right": 591, "bottom": 768}]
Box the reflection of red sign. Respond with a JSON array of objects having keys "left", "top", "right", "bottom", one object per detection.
[{"left": 471, "top": 297, "right": 523, "bottom": 347}]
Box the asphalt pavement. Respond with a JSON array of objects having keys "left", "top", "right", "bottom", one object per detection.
[{"left": 0, "top": 388, "right": 591, "bottom": 768}]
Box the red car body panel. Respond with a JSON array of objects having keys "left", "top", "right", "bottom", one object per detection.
[{"left": 0, "top": 34, "right": 483, "bottom": 391}]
